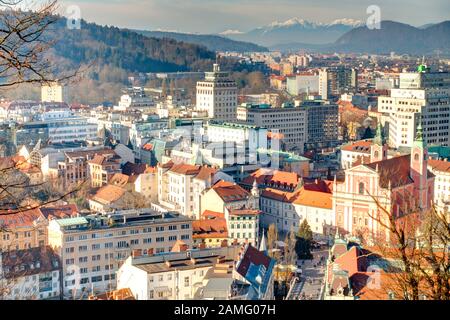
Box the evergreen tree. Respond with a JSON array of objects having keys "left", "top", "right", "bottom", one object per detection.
[{"left": 295, "top": 220, "right": 313, "bottom": 260}]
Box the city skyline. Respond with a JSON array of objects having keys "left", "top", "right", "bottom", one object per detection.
[{"left": 59, "top": 0, "right": 450, "bottom": 34}]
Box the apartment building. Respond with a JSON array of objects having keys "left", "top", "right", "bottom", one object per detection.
[
  {"left": 200, "top": 180, "right": 260, "bottom": 246},
  {"left": 196, "top": 64, "right": 238, "bottom": 121},
  {"left": 0, "top": 205, "right": 78, "bottom": 252},
  {"left": 319, "top": 67, "right": 358, "bottom": 99},
  {"left": 0, "top": 246, "right": 61, "bottom": 300},
  {"left": 117, "top": 246, "right": 241, "bottom": 300},
  {"left": 299, "top": 100, "right": 339, "bottom": 150},
  {"left": 47, "top": 209, "right": 193, "bottom": 298},
  {"left": 55, "top": 148, "right": 116, "bottom": 188},
  {"left": 237, "top": 103, "right": 307, "bottom": 153},
  {"left": 378, "top": 70, "right": 450, "bottom": 148}
]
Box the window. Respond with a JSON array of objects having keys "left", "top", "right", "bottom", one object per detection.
[
  {"left": 359, "top": 182, "right": 365, "bottom": 195},
  {"left": 184, "top": 277, "right": 189, "bottom": 287},
  {"left": 414, "top": 153, "right": 419, "bottom": 161}
]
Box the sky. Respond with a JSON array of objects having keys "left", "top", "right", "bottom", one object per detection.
[{"left": 59, "top": 0, "right": 450, "bottom": 34}]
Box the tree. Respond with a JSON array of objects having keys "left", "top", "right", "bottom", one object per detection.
[
  {"left": 296, "top": 220, "right": 313, "bottom": 260},
  {"left": 369, "top": 194, "right": 450, "bottom": 300},
  {"left": 0, "top": 0, "right": 76, "bottom": 88},
  {"left": 284, "top": 227, "right": 297, "bottom": 266},
  {"left": 267, "top": 223, "right": 280, "bottom": 261}
]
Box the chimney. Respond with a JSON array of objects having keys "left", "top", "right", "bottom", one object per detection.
[
  {"left": 165, "top": 260, "right": 172, "bottom": 268},
  {"left": 190, "top": 258, "right": 197, "bottom": 265}
]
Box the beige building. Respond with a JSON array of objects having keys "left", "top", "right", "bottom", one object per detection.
[
  {"left": 47, "top": 209, "right": 193, "bottom": 298},
  {"left": 87, "top": 154, "right": 122, "bottom": 187},
  {"left": 41, "top": 82, "right": 68, "bottom": 103}
]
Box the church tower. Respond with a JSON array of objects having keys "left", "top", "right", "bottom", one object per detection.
[
  {"left": 370, "top": 123, "right": 388, "bottom": 162},
  {"left": 410, "top": 123, "right": 429, "bottom": 210}
]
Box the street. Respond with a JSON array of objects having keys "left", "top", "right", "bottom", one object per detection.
[{"left": 295, "top": 248, "right": 328, "bottom": 300}]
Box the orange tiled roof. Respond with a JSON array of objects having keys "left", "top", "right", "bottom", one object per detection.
[
  {"left": 261, "top": 188, "right": 298, "bottom": 203},
  {"left": 202, "top": 210, "right": 225, "bottom": 219},
  {"left": 428, "top": 159, "right": 450, "bottom": 173},
  {"left": 341, "top": 140, "right": 373, "bottom": 153},
  {"left": 242, "top": 168, "right": 299, "bottom": 189},
  {"left": 92, "top": 185, "right": 126, "bottom": 204},
  {"left": 109, "top": 173, "right": 130, "bottom": 187},
  {"left": 195, "top": 166, "right": 217, "bottom": 181},
  {"left": 169, "top": 163, "right": 201, "bottom": 175},
  {"left": 293, "top": 188, "right": 332, "bottom": 209}
]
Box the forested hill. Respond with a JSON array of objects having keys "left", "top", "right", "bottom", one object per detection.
[
  {"left": 48, "top": 18, "right": 218, "bottom": 74},
  {"left": 134, "top": 30, "right": 269, "bottom": 53}
]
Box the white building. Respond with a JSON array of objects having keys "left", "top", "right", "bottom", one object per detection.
[
  {"left": 117, "top": 246, "right": 241, "bottom": 300},
  {"left": 158, "top": 162, "right": 219, "bottom": 219},
  {"left": 378, "top": 71, "right": 450, "bottom": 148},
  {"left": 237, "top": 103, "right": 307, "bottom": 153},
  {"left": 196, "top": 64, "right": 238, "bottom": 121},
  {"left": 428, "top": 159, "right": 450, "bottom": 217}
]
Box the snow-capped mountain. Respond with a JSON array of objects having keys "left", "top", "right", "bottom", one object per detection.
[
  {"left": 219, "top": 29, "right": 244, "bottom": 35},
  {"left": 221, "top": 18, "right": 364, "bottom": 47}
]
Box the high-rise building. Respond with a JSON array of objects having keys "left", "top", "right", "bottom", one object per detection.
[
  {"left": 237, "top": 103, "right": 307, "bottom": 153},
  {"left": 378, "top": 69, "right": 450, "bottom": 148},
  {"left": 299, "top": 100, "right": 339, "bottom": 150},
  {"left": 196, "top": 64, "right": 238, "bottom": 121},
  {"left": 319, "top": 67, "right": 358, "bottom": 99}
]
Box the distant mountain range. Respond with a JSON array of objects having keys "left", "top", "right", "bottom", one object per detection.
[
  {"left": 133, "top": 30, "right": 268, "bottom": 53},
  {"left": 221, "top": 18, "right": 365, "bottom": 47},
  {"left": 332, "top": 21, "right": 450, "bottom": 55},
  {"left": 219, "top": 18, "right": 450, "bottom": 56}
]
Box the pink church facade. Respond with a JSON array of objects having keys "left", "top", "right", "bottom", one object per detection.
[{"left": 333, "top": 126, "right": 434, "bottom": 242}]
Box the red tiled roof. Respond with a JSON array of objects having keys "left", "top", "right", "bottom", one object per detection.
[
  {"left": 1, "top": 246, "right": 60, "bottom": 279},
  {"left": 229, "top": 209, "right": 261, "bottom": 216},
  {"left": 236, "top": 245, "right": 272, "bottom": 279},
  {"left": 0, "top": 208, "right": 43, "bottom": 229},
  {"left": 365, "top": 154, "right": 434, "bottom": 188},
  {"left": 212, "top": 180, "right": 250, "bottom": 202},
  {"left": 39, "top": 204, "right": 78, "bottom": 220},
  {"left": 202, "top": 210, "right": 225, "bottom": 219}
]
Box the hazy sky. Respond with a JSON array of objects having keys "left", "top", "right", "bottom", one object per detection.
[{"left": 59, "top": 0, "right": 450, "bottom": 33}]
